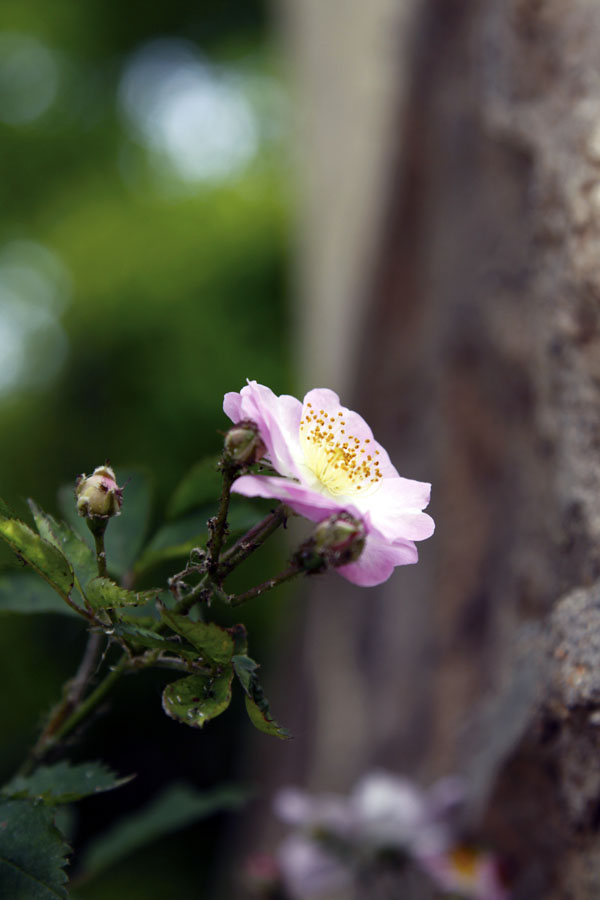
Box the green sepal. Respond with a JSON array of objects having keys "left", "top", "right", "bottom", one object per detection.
[
  {"left": 85, "top": 577, "right": 160, "bottom": 610},
  {"left": 0, "top": 518, "right": 74, "bottom": 602},
  {"left": 159, "top": 606, "right": 234, "bottom": 665},
  {"left": 233, "top": 654, "right": 291, "bottom": 740},
  {"left": 0, "top": 799, "right": 70, "bottom": 899},
  {"left": 162, "top": 668, "right": 234, "bottom": 728},
  {"left": 2, "top": 760, "right": 133, "bottom": 805}
]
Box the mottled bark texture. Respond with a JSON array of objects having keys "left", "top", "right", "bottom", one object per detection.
[
  {"left": 344, "top": 0, "right": 600, "bottom": 896},
  {"left": 251, "top": 2, "right": 600, "bottom": 897}
]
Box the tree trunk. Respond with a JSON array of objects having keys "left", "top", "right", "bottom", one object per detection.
[{"left": 268, "top": 2, "right": 600, "bottom": 896}]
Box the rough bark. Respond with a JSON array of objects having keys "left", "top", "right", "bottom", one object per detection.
[
  {"left": 258, "top": 2, "right": 600, "bottom": 897},
  {"left": 347, "top": 1, "right": 600, "bottom": 896}
]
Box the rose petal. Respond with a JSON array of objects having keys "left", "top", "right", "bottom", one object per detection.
[
  {"left": 337, "top": 533, "right": 418, "bottom": 586},
  {"left": 231, "top": 474, "right": 341, "bottom": 521}
]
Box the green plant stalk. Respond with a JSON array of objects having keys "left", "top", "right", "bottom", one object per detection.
[
  {"left": 19, "top": 631, "right": 106, "bottom": 775},
  {"left": 51, "top": 653, "right": 129, "bottom": 745},
  {"left": 20, "top": 517, "right": 118, "bottom": 775}
]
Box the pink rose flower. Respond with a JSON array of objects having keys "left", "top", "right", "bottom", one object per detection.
[{"left": 223, "top": 381, "right": 434, "bottom": 586}]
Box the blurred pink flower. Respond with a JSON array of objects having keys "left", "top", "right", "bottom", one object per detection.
[{"left": 223, "top": 381, "right": 434, "bottom": 586}]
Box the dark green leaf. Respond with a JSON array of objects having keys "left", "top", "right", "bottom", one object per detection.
[
  {"left": 229, "top": 623, "right": 248, "bottom": 656},
  {"left": 162, "top": 668, "right": 233, "bottom": 728},
  {"left": 85, "top": 578, "right": 160, "bottom": 610},
  {"left": 28, "top": 501, "right": 98, "bottom": 589},
  {"left": 2, "top": 761, "right": 133, "bottom": 805},
  {"left": 0, "top": 496, "right": 18, "bottom": 519},
  {"left": 104, "top": 469, "right": 153, "bottom": 578},
  {"left": 233, "top": 655, "right": 291, "bottom": 740},
  {"left": 112, "top": 623, "right": 197, "bottom": 656},
  {"left": 159, "top": 607, "right": 233, "bottom": 664},
  {"left": 80, "top": 782, "right": 249, "bottom": 877},
  {"left": 167, "top": 456, "right": 221, "bottom": 519},
  {"left": 0, "top": 799, "right": 70, "bottom": 899},
  {"left": 134, "top": 513, "right": 209, "bottom": 576},
  {"left": 0, "top": 519, "right": 73, "bottom": 602},
  {"left": 0, "top": 572, "right": 79, "bottom": 616}
]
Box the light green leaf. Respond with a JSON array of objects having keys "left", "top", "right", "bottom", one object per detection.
[
  {"left": 162, "top": 669, "right": 233, "bottom": 728},
  {"left": 84, "top": 578, "right": 160, "bottom": 610},
  {"left": 80, "top": 782, "right": 249, "bottom": 877},
  {"left": 2, "top": 761, "right": 133, "bottom": 805},
  {"left": 28, "top": 501, "right": 98, "bottom": 589},
  {"left": 0, "top": 799, "right": 70, "bottom": 899},
  {"left": 167, "top": 456, "right": 222, "bottom": 519},
  {"left": 0, "top": 572, "right": 79, "bottom": 616},
  {"left": 159, "top": 607, "right": 234, "bottom": 665},
  {"left": 0, "top": 519, "right": 74, "bottom": 602},
  {"left": 233, "top": 655, "right": 291, "bottom": 740}
]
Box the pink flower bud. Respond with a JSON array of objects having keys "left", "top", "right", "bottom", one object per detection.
[{"left": 76, "top": 465, "right": 123, "bottom": 518}]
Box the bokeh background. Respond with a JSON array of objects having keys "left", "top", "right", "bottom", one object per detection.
[
  {"left": 0, "top": 1, "right": 296, "bottom": 897},
  {"left": 5, "top": 0, "right": 596, "bottom": 897}
]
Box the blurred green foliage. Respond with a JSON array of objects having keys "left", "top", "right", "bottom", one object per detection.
[{"left": 0, "top": 0, "right": 293, "bottom": 897}]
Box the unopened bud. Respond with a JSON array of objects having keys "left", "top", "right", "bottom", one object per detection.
[
  {"left": 295, "top": 512, "right": 366, "bottom": 573},
  {"left": 76, "top": 465, "right": 123, "bottom": 519},
  {"left": 224, "top": 420, "right": 266, "bottom": 465}
]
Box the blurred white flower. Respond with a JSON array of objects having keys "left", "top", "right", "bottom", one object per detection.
[{"left": 277, "top": 834, "right": 352, "bottom": 900}]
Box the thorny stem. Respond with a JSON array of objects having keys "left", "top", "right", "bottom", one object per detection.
[
  {"left": 229, "top": 564, "right": 302, "bottom": 607},
  {"left": 217, "top": 504, "right": 290, "bottom": 582},
  {"left": 206, "top": 462, "right": 237, "bottom": 577}
]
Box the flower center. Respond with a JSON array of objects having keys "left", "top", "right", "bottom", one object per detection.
[{"left": 299, "top": 403, "right": 383, "bottom": 496}]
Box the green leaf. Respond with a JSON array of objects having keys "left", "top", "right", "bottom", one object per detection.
[
  {"left": 2, "top": 761, "right": 133, "bottom": 805},
  {"left": 84, "top": 577, "right": 160, "bottom": 610},
  {"left": 134, "top": 513, "right": 209, "bottom": 576},
  {"left": 159, "top": 607, "right": 234, "bottom": 664},
  {"left": 112, "top": 623, "right": 197, "bottom": 656},
  {"left": 0, "top": 572, "right": 79, "bottom": 616},
  {"left": 28, "top": 501, "right": 98, "bottom": 589},
  {"left": 0, "top": 799, "right": 70, "bottom": 899},
  {"left": 104, "top": 469, "right": 153, "bottom": 578},
  {"left": 233, "top": 655, "right": 291, "bottom": 740},
  {"left": 0, "top": 519, "right": 73, "bottom": 602},
  {"left": 162, "top": 668, "right": 233, "bottom": 728},
  {"left": 0, "top": 496, "right": 18, "bottom": 519},
  {"left": 80, "top": 782, "right": 249, "bottom": 877},
  {"left": 167, "top": 456, "right": 221, "bottom": 519}
]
